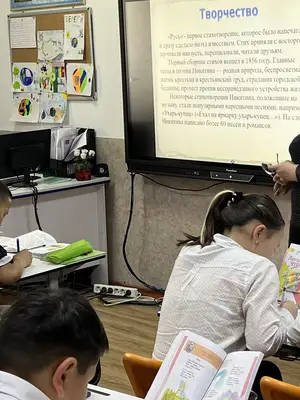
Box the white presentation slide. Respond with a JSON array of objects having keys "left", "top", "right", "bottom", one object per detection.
[{"left": 150, "top": 0, "right": 300, "bottom": 165}]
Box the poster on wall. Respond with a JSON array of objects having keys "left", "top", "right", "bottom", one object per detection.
[
  {"left": 11, "top": 0, "right": 85, "bottom": 11},
  {"left": 10, "top": 93, "right": 40, "bottom": 123},
  {"left": 38, "top": 30, "right": 64, "bottom": 62},
  {"left": 38, "top": 62, "right": 67, "bottom": 93},
  {"left": 66, "top": 63, "right": 93, "bottom": 96},
  {"left": 12, "top": 63, "right": 38, "bottom": 93},
  {"left": 64, "top": 14, "right": 85, "bottom": 60},
  {"left": 39, "top": 93, "right": 67, "bottom": 124}
]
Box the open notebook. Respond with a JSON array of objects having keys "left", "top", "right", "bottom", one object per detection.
[
  {"left": 146, "top": 331, "right": 263, "bottom": 400},
  {"left": 0, "top": 231, "right": 67, "bottom": 257}
]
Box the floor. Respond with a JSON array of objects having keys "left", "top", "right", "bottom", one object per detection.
[
  {"left": 92, "top": 299, "right": 160, "bottom": 395},
  {"left": 92, "top": 299, "right": 300, "bottom": 395}
]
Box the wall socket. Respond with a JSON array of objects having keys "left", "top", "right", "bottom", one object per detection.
[{"left": 93, "top": 284, "right": 139, "bottom": 298}]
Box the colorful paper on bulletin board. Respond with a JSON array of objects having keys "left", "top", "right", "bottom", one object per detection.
[
  {"left": 38, "top": 62, "right": 53, "bottom": 92},
  {"left": 10, "top": 93, "right": 40, "bottom": 123},
  {"left": 39, "top": 93, "right": 67, "bottom": 124},
  {"left": 38, "top": 30, "right": 64, "bottom": 62},
  {"left": 66, "top": 63, "right": 93, "bottom": 96},
  {"left": 38, "top": 62, "right": 66, "bottom": 93},
  {"left": 52, "top": 63, "right": 67, "bottom": 93},
  {"left": 12, "top": 63, "right": 38, "bottom": 92},
  {"left": 64, "top": 14, "right": 85, "bottom": 60}
]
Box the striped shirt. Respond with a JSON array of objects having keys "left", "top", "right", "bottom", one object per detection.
[{"left": 153, "top": 234, "right": 300, "bottom": 360}]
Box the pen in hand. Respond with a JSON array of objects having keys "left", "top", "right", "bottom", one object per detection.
[
  {"left": 16, "top": 238, "right": 20, "bottom": 253},
  {"left": 280, "top": 277, "right": 287, "bottom": 305},
  {"left": 9, "top": 244, "right": 46, "bottom": 254}
]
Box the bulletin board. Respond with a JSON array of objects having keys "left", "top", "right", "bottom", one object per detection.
[{"left": 8, "top": 7, "right": 97, "bottom": 101}]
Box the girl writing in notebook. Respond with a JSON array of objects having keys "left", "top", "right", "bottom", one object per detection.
[{"left": 154, "top": 190, "right": 300, "bottom": 360}]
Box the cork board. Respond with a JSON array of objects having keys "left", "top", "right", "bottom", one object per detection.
[{"left": 8, "top": 8, "right": 96, "bottom": 100}]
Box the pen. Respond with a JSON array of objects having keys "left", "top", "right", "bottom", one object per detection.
[
  {"left": 9, "top": 244, "right": 46, "bottom": 254},
  {"left": 277, "top": 153, "right": 279, "bottom": 164},
  {"left": 16, "top": 238, "right": 20, "bottom": 253},
  {"left": 28, "top": 244, "right": 46, "bottom": 251},
  {"left": 281, "top": 287, "right": 286, "bottom": 303},
  {"left": 281, "top": 277, "right": 287, "bottom": 304}
]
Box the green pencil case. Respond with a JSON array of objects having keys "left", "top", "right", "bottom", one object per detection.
[{"left": 45, "top": 240, "right": 93, "bottom": 264}]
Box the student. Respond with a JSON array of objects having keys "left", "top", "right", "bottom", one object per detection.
[
  {"left": 153, "top": 190, "right": 300, "bottom": 362},
  {"left": 0, "top": 181, "right": 32, "bottom": 285},
  {"left": 0, "top": 288, "right": 109, "bottom": 400}
]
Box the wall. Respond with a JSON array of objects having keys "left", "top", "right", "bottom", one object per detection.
[
  {"left": 1, "top": 0, "right": 293, "bottom": 289},
  {"left": 97, "top": 137, "right": 292, "bottom": 289}
]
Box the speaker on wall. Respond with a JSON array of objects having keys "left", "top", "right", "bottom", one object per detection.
[{"left": 94, "top": 163, "right": 109, "bottom": 177}]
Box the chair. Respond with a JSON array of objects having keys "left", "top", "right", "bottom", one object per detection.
[
  {"left": 123, "top": 353, "right": 162, "bottom": 398},
  {"left": 260, "top": 377, "right": 300, "bottom": 400}
]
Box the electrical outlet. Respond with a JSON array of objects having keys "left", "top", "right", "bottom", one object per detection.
[{"left": 93, "top": 284, "right": 139, "bottom": 298}]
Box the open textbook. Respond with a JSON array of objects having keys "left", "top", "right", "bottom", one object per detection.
[
  {"left": 279, "top": 243, "right": 300, "bottom": 306},
  {"left": 0, "top": 230, "right": 67, "bottom": 257},
  {"left": 146, "top": 331, "right": 263, "bottom": 400}
]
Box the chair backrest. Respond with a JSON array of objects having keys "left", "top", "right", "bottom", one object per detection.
[
  {"left": 261, "top": 377, "right": 300, "bottom": 400},
  {"left": 123, "top": 353, "right": 162, "bottom": 398}
]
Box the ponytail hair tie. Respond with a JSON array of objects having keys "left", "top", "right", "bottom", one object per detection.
[{"left": 227, "top": 192, "right": 243, "bottom": 206}]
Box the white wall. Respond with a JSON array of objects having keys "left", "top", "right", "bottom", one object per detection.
[{"left": 1, "top": 0, "right": 124, "bottom": 139}]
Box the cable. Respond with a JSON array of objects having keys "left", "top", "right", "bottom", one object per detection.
[
  {"left": 31, "top": 186, "right": 43, "bottom": 231},
  {"left": 102, "top": 293, "right": 142, "bottom": 307},
  {"left": 99, "top": 294, "right": 163, "bottom": 307},
  {"left": 139, "top": 173, "right": 223, "bottom": 192},
  {"left": 123, "top": 173, "right": 164, "bottom": 293},
  {"left": 123, "top": 172, "right": 222, "bottom": 294}
]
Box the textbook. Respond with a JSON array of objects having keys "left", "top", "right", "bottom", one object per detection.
[
  {"left": 279, "top": 243, "right": 300, "bottom": 306},
  {"left": 0, "top": 230, "right": 67, "bottom": 257},
  {"left": 146, "top": 331, "right": 263, "bottom": 400}
]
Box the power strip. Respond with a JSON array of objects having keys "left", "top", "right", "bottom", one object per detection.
[{"left": 93, "top": 284, "right": 139, "bottom": 298}]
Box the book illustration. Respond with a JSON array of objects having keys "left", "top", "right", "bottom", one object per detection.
[
  {"left": 39, "top": 93, "right": 67, "bottom": 124},
  {"left": 38, "top": 30, "right": 64, "bottom": 62},
  {"left": 213, "top": 369, "right": 228, "bottom": 389},
  {"left": 10, "top": 93, "right": 40, "bottom": 123},
  {"left": 279, "top": 243, "right": 300, "bottom": 305},
  {"left": 184, "top": 341, "right": 223, "bottom": 369},
  {"left": 12, "top": 63, "right": 37, "bottom": 92},
  {"left": 64, "top": 14, "right": 85, "bottom": 60},
  {"left": 217, "top": 391, "right": 239, "bottom": 400},
  {"left": 66, "top": 63, "right": 93, "bottom": 96},
  {"left": 162, "top": 382, "right": 188, "bottom": 400}
]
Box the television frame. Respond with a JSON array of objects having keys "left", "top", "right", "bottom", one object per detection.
[{"left": 118, "top": 0, "right": 273, "bottom": 186}]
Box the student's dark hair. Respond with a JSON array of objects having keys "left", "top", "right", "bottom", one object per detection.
[
  {"left": 0, "top": 288, "right": 108, "bottom": 379},
  {"left": 0, "top": 181, "right": 12, "bottom": 203},
  {"left": 177, "top": 190, "right": 285, "bottom": 247}
]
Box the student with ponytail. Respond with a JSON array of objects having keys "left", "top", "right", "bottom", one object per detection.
[{"left": 154, "top": 190, "right": 300, "bottom": 362}]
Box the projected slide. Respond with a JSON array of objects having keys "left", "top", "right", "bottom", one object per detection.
[{"left": 150, "top": 0, "right": 300, "bottom": 165}]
